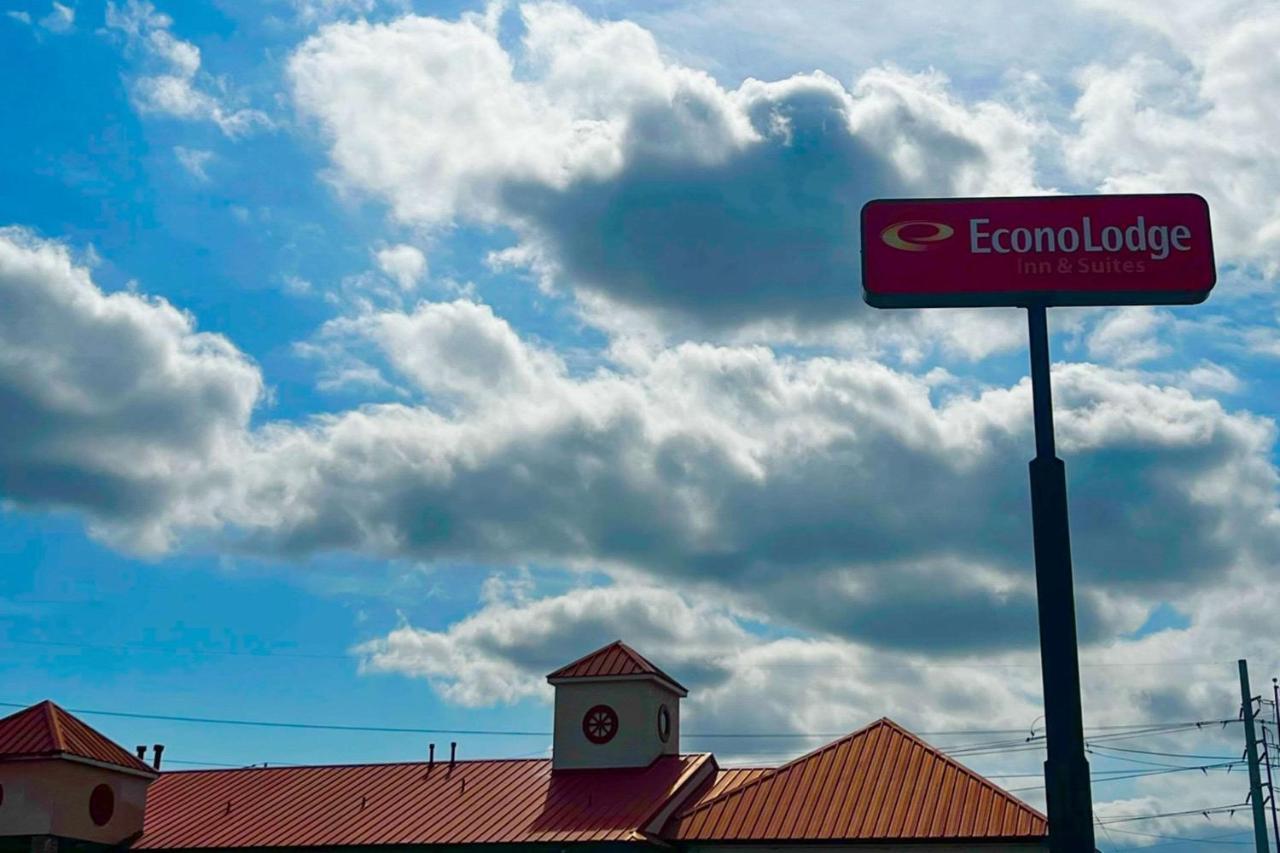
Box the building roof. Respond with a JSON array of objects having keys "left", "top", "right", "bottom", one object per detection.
[
  {"left": 132, "top": 754, "right": 715, "bottom": 850},
  {"left": 0, "top": 700, "right": 155, "bottom": 776},
  {"left": 546, "top": 641, "right": 688, "bottom": 695},
  {"left": 697, "top": 767, "right": 770, "bottom": 801},
  {"left": 666, "top": 718, "right": 1047, "bottom": 843}
]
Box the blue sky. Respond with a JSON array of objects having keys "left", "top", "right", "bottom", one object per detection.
[{"left": 3, "top": 1, "right": 1280, "bottom": 847}]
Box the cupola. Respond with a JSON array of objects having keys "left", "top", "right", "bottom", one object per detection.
[
  {"left": 0, "top": 701, "right": 157, "bottom": 847},
  {"left": 546, "top": 640, "right": 687, "bottom": 771}
]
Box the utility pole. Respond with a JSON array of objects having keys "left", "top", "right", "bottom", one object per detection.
[
  {"left": 1271, "top": 678, "right": 1280, "bottom": 853},
  {"left": 1239, "top": 660, "right": 1270, "bottom": 853},
  {"left": 1027, "top": 306, "right": 1095, "bottom": 853},
  {"left": 1263, "top": 715, "right": 1280, "bottom": 853}
]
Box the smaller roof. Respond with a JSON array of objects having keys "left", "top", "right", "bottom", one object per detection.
[
  {"left": 667, "top": 718, "right": 1046, "bottom": 843},
  {"left": 0, "top": 700, "right": 155, "bottom": 776},
  {"left": 546, "top": 640, "right": 687, "bottom": 695}
]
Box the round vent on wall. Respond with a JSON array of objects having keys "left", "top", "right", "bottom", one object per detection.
[
  {"left": 582, "top": 704, "right": 618, "bottom": 744},
  {"left": 657, "top": 704, "right": 671, "bottom": 743},
  {"left": 89, "top": 783, "right": 115, "bottom": 826}
]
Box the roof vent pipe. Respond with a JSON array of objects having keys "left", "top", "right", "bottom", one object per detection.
[
  {"left": 136, "top": 745, "right": 147, "bottom": 760},
  {"left": 429, "top": 743, "right": 435, "bottom": 769},
  {"left": 152, "top": 744, "right": 165, "bottom": 770},
  {"left": 450, "top": 742, "right": 456, "bottom": 768}
]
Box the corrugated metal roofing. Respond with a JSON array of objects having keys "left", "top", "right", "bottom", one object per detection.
[
  {"left": 546, "top": 641, "right": 687, "bottom": 694},
  {"left": 132, "top": 754, "right": 714, "bottom": 849},
  {"left": 0, "top": 700, "right": 154, "bottom": 775},
  {"left": 696, "top": 768, "right": 770, "bottom": 802},
  {"left": 666, "top": 718, "right": 1047, "bottom": 842}
]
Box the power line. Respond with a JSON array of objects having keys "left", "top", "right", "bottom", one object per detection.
[
  {"left": 0, "top": 700, "right": 1232, "bottom": 741},
  {"left": 1100, "top": 826, "right": 1252, "bottom": 847},
  {"left": 1090, "top": 743, "right": 1241, "bottom": 761},
  {"left": 1005, "top": 762, "right": 1243, "bottom": 793},
  {"left": 1096, "top": 803, "right": 1250, "bottom": 826}
]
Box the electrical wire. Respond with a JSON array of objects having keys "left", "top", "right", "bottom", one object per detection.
[
  {"left": 0, "top": 700, "right": 1234, "bottom": 741},
  {"left": 1095, "top": 803, "right": 1249, "bottom": 826}
]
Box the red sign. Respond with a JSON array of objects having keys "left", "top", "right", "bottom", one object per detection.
[{"left": 861, "top": 194, "right": 1215, "bottom": 308}]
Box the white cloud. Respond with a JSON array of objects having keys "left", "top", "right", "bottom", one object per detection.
[
  {"left": 0, "top": 228, "right": 263, "bottom": 553},
  {"left": 6, "top": 10, "right": 32, "bottom": 25},
  {"left": 328, "top": 301, "right": 561, "bottom": 405},
  {"left": 1085, "top": 306, "right": 1171, "bottom": 365},
  {"left": 1065, "top": 1, "right": 1280, "bottom": 270},
  {"left": 174, "top": 146, "right": 214, "bottom": 182},
  {"left": 38, "top": 2, "right": 73, "bottom": 32},
  {"left": 167, "top": 298, "right": 1276, "bottom": 659},
  {"left": 106, "top": 0, "right": 270, "bottom": 138},
  {"left": 289, "top": 3, "right": 1042, "bottom": 339},
  {"left": 374, "top": 244, "right": 427, "bottom": 290}
]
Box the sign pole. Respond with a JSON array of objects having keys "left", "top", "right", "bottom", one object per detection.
[
  {"left": 861, "top": 192, "right": 1217, "bottom": 852},
  {"left": 1026, "top": 304, "right": 1096, "bottom": 853}
]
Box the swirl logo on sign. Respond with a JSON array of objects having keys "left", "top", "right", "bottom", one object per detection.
[{"left": 881, "top": 221, "right": 955, "bottom": 252}]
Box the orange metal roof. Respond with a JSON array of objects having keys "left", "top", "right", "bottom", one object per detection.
[
  {"left": 666, "top": 718, "right": 1047, "bottom": 842},
  {"left": 696, "top": 767, "right": 770, "bottom": 801},
  {"left": 0, "top": 700, "right": 155, "bottom": 776},
  {"left": 546, "top": 641, "right": 687, "bottom": 694},
  {"left": 132, "top": 754, "right": 714, "bottom": 849}
]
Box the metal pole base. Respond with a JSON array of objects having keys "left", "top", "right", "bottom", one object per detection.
[{"left": 1029, "top": 455, "right": 1095, "bottom": 853}]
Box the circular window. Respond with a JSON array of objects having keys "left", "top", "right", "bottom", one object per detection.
[
  {"left": 582, "top": 704, "right": 619, "bottom": 745},
  {"left": 89, "top": 783, "right": 115, "bottom": 826},
  {"left": 657, "top": 704, "right": 671, "bottom": 743}
]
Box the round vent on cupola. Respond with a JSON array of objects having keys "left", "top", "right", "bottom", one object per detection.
[
  {"left": 582, "top": 704, "right": 618, "bottom": 744},
  {"left": 89, "top": 783, "right": 115, "bottom": 826}
]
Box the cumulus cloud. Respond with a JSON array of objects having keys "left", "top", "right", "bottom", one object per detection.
[
  {"left": 106, "top": 0, "right": 270, "bottom": 137},
  {"left": 374, "top": 244, "right": 427, "bottom": 291},
  {"left": 1067, "top": 0, "right": 1280, "bottom": 269},
  {"left": 289, "top": 3, "right": 1043, "bottom": 335},
  {"left": 180, "top": 299, "right": 1277, "bottom": 655},
  {"left": 0, "top": 228, "right": 262, "bottom": 552},
  {"left": 6, "top": 261, "right": 1256, "bottom": 655}
]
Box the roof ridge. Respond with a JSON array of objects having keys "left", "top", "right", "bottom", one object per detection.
[
  {"left": 44, "top": 700, "right": 66, "bottom": 752},
  {"left": 545, "top": 639, "right": 626, "bottom": 677},
  {"left": 545, "top": 641, "right": 687, "bottom": 693}
]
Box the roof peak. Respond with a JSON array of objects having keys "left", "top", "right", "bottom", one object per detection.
[
  {"left": 668, "top": 717, "right": 1046, "bottom": 842},
  {"left": 546, "top": 640, "right": 688, "bottom": 695},
  {"left": 0, "top": 699, "right": 155, "bottom": 776}
]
